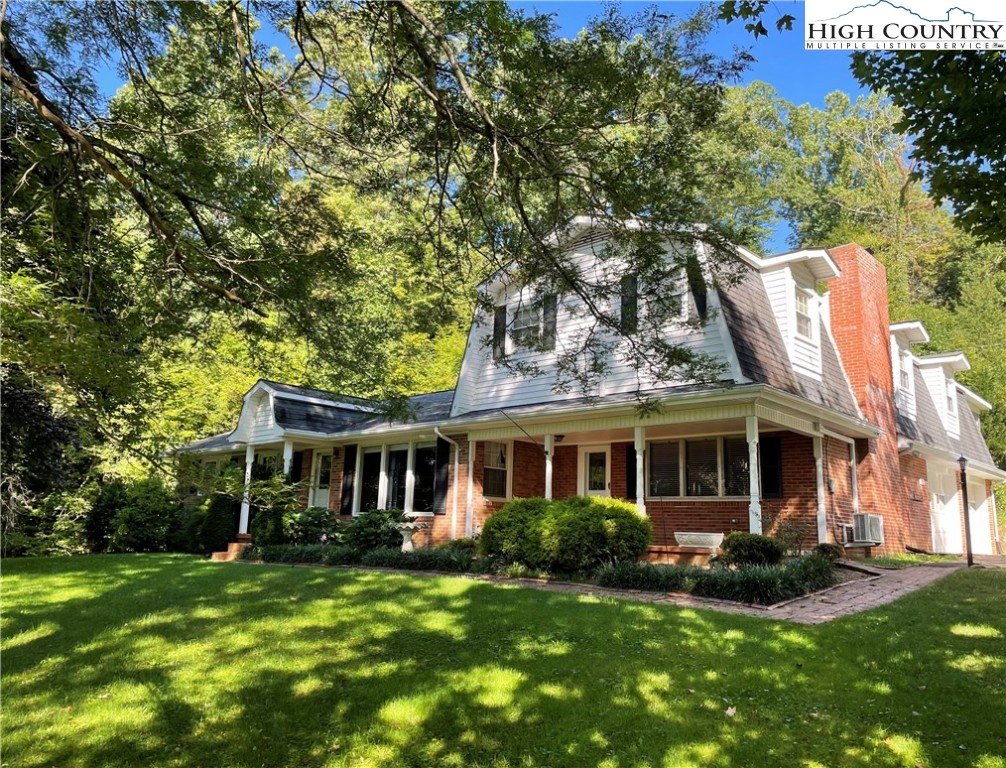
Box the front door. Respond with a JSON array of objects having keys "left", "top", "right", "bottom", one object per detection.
[
  {"left": 311, "top": 453, "right": 332, "bottom": 508},
  {"left": 579, "top": 446, "right": 610, "bottom": 497}
]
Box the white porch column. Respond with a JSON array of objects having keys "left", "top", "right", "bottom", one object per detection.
[
  {"left": 746, "top": 416, "right": 761, "bottom": 534},
  {"left": 544, "top": 434, "right": 554, "bottom": 500},
  {"left": 465, "top": 437, "right": 475, "bottom": 537},
  {"left": 850, "top": 440, "right": 860, "bottom": 513},
  {"left": 634, "top": 426, "right": 646, "bottom": 516},
  {"left": 814, "top": 436, "right": 827, "bottom": 544},
  {"left": 239, "top": 444, "right": 255, "bottom": 535},
  {"left": 377, "top": 445, "right": 389, "bottom": 510},
  {"left": 405, "top": 441, "right": 416, "bottom": 514},
  {"left": 282, "top": 439, "right": 294, "bottom": 476}
]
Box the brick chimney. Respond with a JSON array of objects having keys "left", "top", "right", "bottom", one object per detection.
[{"left": 827, "top": 243, "right": 917, "bottom": 552}]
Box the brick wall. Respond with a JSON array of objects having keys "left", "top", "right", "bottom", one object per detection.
[{"left": 829, "top": 243, "right": 928, "bottom": 554}]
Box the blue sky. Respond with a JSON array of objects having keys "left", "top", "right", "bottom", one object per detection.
[{"left": 512, "top": 1, "right": 866, "bottom": 108}]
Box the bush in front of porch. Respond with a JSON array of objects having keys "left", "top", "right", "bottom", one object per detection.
[{"left": 479, "top": 496, "right": 652, "bottom": 574}]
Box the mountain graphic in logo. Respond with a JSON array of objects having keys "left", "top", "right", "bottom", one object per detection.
[{"left": 818, "top": 1, "right": 1000, "bottom": 23}]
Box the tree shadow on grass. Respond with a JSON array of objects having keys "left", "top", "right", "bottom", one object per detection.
[{"left": 3, "top": 557, "right": 1005, "bottom": 767}]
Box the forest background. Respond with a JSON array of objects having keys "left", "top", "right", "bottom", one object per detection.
[{"left": 3, "top": 1, "right": 1004, "bottom": 555}]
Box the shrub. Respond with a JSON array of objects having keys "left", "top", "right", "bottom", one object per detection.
[
  {"left": 197, "top": 494, "right": 241, "bottom": 554},
  {"left": 243, "top": 543, "right": 361, "bottom": 565},
  {"left": 248, "top": 474, "right": 302, "bottom": 546},
  {"left": 721, "top": 531, "right": 786, "bottom": 566},
  {"left": 539, "top": 497, "right": 652, "bottom": 573},
  {"left": 109, "top": 476, "right": 179, "bottom": 552},
  {"left": 596, "top": 555, "right": 836, "bottom": 605},
  {"left": 596, "top": 561, "right": 702, "bottom": 592},
  {"left": 289, "top": 505, "right": 340, "bottom": 544},
  {"left": 437, "top": 537, "right": 478, "bottom": 556},
  {"left": 361, "top": 546, "right": 474, "bottom": 572},
  {"left": 85, "top": 480, "right": 128, "bottom": 553},
  {"left": 479, "top": 498, "right": 553, "bottom": 566},
  {"left": 480, "top": 497, "right": 651, "bottom": 573},
  {"left": 814, "top": 542, "right": 844, "bottom": 561},
  {"left": 341, "top": 509, "right": 405, "bottom": 552}
]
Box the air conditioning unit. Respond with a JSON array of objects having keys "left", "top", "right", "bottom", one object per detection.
[{"left": 851, "top": 513, "right": 884, "bottom": 545}]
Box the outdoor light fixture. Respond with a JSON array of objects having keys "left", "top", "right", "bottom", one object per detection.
[{"left": 958, "top": 455, "right": 974, "bottom": 568}]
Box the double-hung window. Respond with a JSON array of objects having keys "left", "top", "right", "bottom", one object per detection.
[
  {"left": 483, "top": 441, "right": 509, "bottom": 499},
  {"left": 795, "top": 288, "right": 814, "bottom": 339}
]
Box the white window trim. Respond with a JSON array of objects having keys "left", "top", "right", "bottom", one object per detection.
[
  {"left": 794, "top": 287, "right": 816, "bottom": 342},
  {"left": 482, "top": 440, "right": 513, "bottom": 501},
  {"left": 644, "top": 435, "right": 754, "bottom": 501},
  {"left": 577, "top": 444, "right": 612, "bottom": 497},
  {"left": 352, "top": 442, "right": 440, "bottom": 516}
]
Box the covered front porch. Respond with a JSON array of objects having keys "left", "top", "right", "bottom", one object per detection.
[{"left": 464, "top": 396, "right": 876, "bottom": 554}]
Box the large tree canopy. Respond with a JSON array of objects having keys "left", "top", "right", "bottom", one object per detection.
[{"left": 3, "top": 0, "right": 758, "bottom": 430}]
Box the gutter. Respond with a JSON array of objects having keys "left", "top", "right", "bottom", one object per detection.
[{"left": 434, "top": 427, "right": 461, "bottom": 541}]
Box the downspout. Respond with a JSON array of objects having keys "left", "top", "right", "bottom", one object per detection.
[{"left": 435, "top": 427, "right": 461, "bottom": 541}]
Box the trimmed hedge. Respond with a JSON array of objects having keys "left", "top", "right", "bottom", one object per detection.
[
  {"left": 721, "top": 531, "right": 786, "bottom": 566},
  {"left": 360, "top": 546, "right": 475, "bottom": 573},
  {"left": 241, "top": 544, "right": 361, "bottom": 566},
  {"left": 480, "top": 496, "right": 652, "bottom": 573},
  {"left": 596, "top": 555, "right": 837, "bottom": 605}
]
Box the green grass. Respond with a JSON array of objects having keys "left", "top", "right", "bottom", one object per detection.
[
  {"left": 865, "top": 553, "right": 962, "bottom": 569},
  {"left": 3, "top": 556, "right": 1005, "bottom": 768}
]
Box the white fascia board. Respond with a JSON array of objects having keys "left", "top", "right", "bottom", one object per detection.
[
  {"left": 889, "top": 321, "right": 930, "bottom": 345},
  {"left": 905, "top": 441, "right": 1006, "bottom": 482},
  {"left": 917, "top": 352, "right": 971, "bottom": 372},
  {"left": 957, "top": 383, "right": 993, "bottom": 412},
  {"left": 760, "top": 249, "right": 840, "bottom": 281},
  {"left": 758, "top": 388, "right": 881, "bottom": 438}
]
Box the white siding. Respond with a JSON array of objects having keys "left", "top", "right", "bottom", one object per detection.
[
  {"left": 451, "top": 238, "right": 729, "bottom": 416},
  {"left": 920, "top": 366, "right": 959, "bottom": 437},
  {"left": 760, "top": 264, "right": 822, "bottom": 380},
  {"left": 248, "top": 393, "right": 278, "bottom": 443}
]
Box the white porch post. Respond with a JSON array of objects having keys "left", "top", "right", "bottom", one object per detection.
[
  {"left": 544, "top": 434, "right": 554, "bottom": 500},
  {"left": 746, "top": 416, "right": 762, "bottom": 534},
  {"left": 378, "top": 445, "right": 389, "bottom": 510},
  {"left": 634, "top": 426, "right": 646, "bottom": 516},
  {"left": 814, "top": 436, "right": 827, "bottom": 544},
  {"left": 405, "top": 441, "right": 416, "bottom": 514},
  {"left": 282, "top": 439, "right": 294, "bottom": 476},
  {"left": 465, "top": 437, "right": 475, "bottom": 537},
  {"left": 850, "top": 440, "right": 860, "bottom": 513},
  {"left": 239, "top": 444, "right": 255, "bottom": 535}
]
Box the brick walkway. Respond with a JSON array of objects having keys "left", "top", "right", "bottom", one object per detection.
[{"left": 490, "top": 564, "right": 963, "bottom": 624}]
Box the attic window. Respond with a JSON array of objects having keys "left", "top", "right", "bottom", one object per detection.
[
  {"left": 512, "top": 306, "right": 538, "bottom": 344},
  {"left": 900, "top": 352, "right": 912, "bottom": 391},
  {"left": 795, "top": 289, "right": 813, "bottom": 339},
  {"left": 947, "top": 379, "right": 957, "bottom": 414}
]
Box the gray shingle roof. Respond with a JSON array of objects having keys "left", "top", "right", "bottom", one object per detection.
[
  {"left": 897, "top": 366, "right": 995, "bottom": 465},
  {"left": 273, "top": 397, "right": 371, "bottom": 433},
  {"left": 261, "top": 379, "right": 374, "bottom": 407},
  {"left": 717, "top": 268, "right": 861, "bottom": 419},
  {"left": 170, "top": 431, "right": 236, "bottom": 454},
  {"left": 348, "top": 390, "right": 456, "bottom": 431}
]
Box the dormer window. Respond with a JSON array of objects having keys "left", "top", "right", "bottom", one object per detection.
[
  {"left": 900, "top": 352, "right": 912, "bottom": 391},
  {"left": 507, "top": 294, "right": 558, "bottom": 352},
  {"left": 947, "top": 379, "right": 957, "bottom": 414},
  {"left": 512, "top": 306, "right": 538, "bottom": 344},
  {"left": 795, "top": 288, "right": 813, "bottom": 339},
  {"left": 620, "top": 274, "right": 638, "bottom": 334}
]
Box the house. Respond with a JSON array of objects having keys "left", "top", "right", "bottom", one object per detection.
[{"left": 178, "top": 225, "right": 1004, "bottom": 560}]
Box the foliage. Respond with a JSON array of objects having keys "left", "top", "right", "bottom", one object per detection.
[
  {"left": 108, "top": 476, "right": 180, "bottom": 553},
  {"left": 478, "top": 498, "right": 554, "bottom": 566},
  {"left": 850, "top": 52, "right": 1005, "bottom": 244},
  {"left": 340, "top": 509, "right": 406, "bottom": 552},
  {"left": 84, "top": 480, "right": 129, "bottom": 553},
  {"left": 721, "top": 532, "right": 785, "bottom": 566},
  {"left": 288, "top": 506, "right": 340, "bottom": 545},
  {"left": 717, "top": 1, "right": 796, "bottom": 39},
  {"left": 4, "top": 556, "right": 1004, "bottom": 768},
  {"left": 247, "top": 473, "right": 303, "bottom": 547},
  {"left": 813, "top": 543, "right": 844, "bottom": 562},
  {"left": 436, "top": 538, "right": 478, "bottom": 556},
  {"left": 242, "top": 544, "right": 361, "bottom": 566},
  {"left": 196, "top": 494, "right": 241, "bottom": 555},
  {"left": 360, "top": 546, "right": 475, "bottom": 573},
  {"left": 480, "top": 496, "right": 651, "bottom": 573},
  {"left": 598, "top": 555, "right": 836, "bottom": 605}
]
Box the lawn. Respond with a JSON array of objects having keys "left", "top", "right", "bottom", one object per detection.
[{"left": 3, "top": 556, "right": 1004, "bottom": 768}]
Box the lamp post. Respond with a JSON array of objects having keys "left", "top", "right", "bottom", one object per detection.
[{"left": 958, "top": 455, "right": 974, "bottom": 568}]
